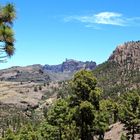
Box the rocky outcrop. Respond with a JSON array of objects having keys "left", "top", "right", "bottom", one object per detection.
[
  {"left": 94, "top": 41, "right": 140, "bottom": 97},
  {"left": 43, "top": 59, "right": 96, "bottom": 73},
  {"left": 109, "top": 41, "right": 140, "bottom": 71},
  {"left": 0, "top": 59, "right": 96, "bottom": 82}
]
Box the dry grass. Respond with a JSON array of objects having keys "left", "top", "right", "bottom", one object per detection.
[{"left": 0, "top": 81, "right": 57, "bottom": 108}]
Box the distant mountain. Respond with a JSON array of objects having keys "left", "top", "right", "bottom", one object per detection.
[
  {"left": 0, "top": 64, "right": 51, "bottom": 83},
  {"left": 0, "top": 40, "right": 139, "bottom": 96},
  {"left": 93, "top": 41, "right": 140, "bottom": 97},
  {"left": 43, "top": 59, "right": 96, "bottom": 81},
  {"left": 43, "top": 59, "right": 96, "bottom": 73},
  {"left": 0, "top": 59, "right": 96, "bottom": 82}
]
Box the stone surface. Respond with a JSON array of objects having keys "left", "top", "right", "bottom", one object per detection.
[{"left": 109, "top": 41, "right": 140, "bottom": 71}]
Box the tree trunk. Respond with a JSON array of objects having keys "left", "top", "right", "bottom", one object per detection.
[
  {"left": 99, "top": 132, "right": 104, "bottom": 140},
  {"left": 59, "top": 126, "right": 62, "bottom": 140},
  {"left": 132, "top": 125, "right": 135, "bottom": 140},
  {"left": 81, "top": 124, "right": 88, "bottom": 140},
  {"left": 81, "top": 125, "right": 86, "bottom": 140}
]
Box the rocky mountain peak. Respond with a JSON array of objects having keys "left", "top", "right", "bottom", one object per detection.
[
  {"left": 43, "top": 59, "right": 96, "bottom": 73},
  {"left": 0, "top": 59, "right": 96, "bottom": 82},
  {"left": 108, "top": 41, "right": 140, "bottom": 71}
]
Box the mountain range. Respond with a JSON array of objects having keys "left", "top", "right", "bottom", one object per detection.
[
  {"left": 0, "top": 40, "right": 139, "bottom": 96},
  {"left": 0, "top": 59, "right": 96, "bottom": 82},
  {"left": 0, "top": 40, "right": 140, "bottom": 138}
]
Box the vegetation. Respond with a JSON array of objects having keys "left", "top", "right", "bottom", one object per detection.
[
  {"left": 0, "top": 2, "right": 139, "bottom": 140},
  {"left": 0, "top": 70, "right": 139, "bottom": 139},
  {"left": 34, "top": 86, "right": 38, "bottom": 92},
  {"left": 0, "top": 3, "right": 16, "bottom": 62},
  {"left": 69, "top": 70, "right": 101, "bottom": 140},
  {"left": 119, "top": 91, "right": 140, "bottom": 140},
  {"left": 93, "top": 61, "right": 140, "bottom": 98}
]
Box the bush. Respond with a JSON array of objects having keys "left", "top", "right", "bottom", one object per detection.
[
  {"left": 39, "top": 85, "right": 42, "bottom": 91},
  {"left": 34, "top": 86, "right": 38, "bottom": 92}
]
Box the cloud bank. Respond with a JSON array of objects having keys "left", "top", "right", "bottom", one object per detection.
[{"left": 64, "top": 12, "right": 140, "bottom": 28}]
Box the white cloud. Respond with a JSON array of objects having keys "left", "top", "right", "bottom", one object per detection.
[
  {"left": 94, "top": 12, "right": 125, "bottom": 26},
  {"left": 64, "top": 12, "right": 140, "bottom": 28}
]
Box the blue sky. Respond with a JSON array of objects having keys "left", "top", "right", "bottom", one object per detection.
[{"left": 0, "top": 0, "right": 140, "bottom": 69}]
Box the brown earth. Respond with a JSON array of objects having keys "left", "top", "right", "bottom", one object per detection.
[
  {"left": 0, "top": 81, "right": 57, "bottom": 110},
  {"left": 104, "top": 122, "right": 140, "bottom": 140}
]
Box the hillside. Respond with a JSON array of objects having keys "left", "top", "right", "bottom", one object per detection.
[
  {"left": 0, "top": 41, "right": 140, "bottom": 139},
  {"left": 0, "top": 65, "right": 51, "bottom": 83},
  {"left": 43, "top": 59, "right": 96, "bottom": 73},
  {"left": 0, "top": 41, "right": 139, "bottom": 97},
  {"left": 93, "top": 41, "right": 140, "bottom": 97},
  {"left": 0, "top": 59, "right": 96, "bottom": 82}
]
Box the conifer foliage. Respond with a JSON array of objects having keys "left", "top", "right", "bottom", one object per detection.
[
  {"left": 0, "top": 3, "right": 16, "bottom": 62},
  {"left": 0, "top": 70, "right": 140, "bottom": 140}
]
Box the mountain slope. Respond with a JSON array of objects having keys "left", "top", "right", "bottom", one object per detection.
[
  {"left": 43, "top": 59, "right": 96, "bottom": 73},
  {"left": 0, "top": 65, "right": 51, "bottom": 83},
  {"left": 93, "top": 41, "right": 140, "bottom": 97},
  {"left": 0, "top": 59, "right": 96, "bottom": 82}
]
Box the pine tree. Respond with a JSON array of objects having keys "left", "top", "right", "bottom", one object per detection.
[
  {"left": 4, "top": 128, "right": 16, "bottom": 140},
  {"left": 120, "top": 91, "right": 140, "bottom": 140},
  {"left": 0, "top": 3, "right": 16, "bottom": 62},
  {"left": 70, "top": 70, "right": 102, "bottom": 140},
  {"left": 47, "top": 99, "right": 69, "bottom": 140}
]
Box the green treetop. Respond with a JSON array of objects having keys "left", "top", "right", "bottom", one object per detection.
[
  {"left": 120, "top": 91, "right": 140, "bottom": 140},
  {"left": 70, "top": 70, "right": 102, "bottom": 140},
  {"left": 0, "top": 3, "right": 16, "bottom": 62}
]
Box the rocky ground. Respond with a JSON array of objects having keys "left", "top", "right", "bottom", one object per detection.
[
  {"left": 105, "top": 122, "right": 140, "bottom": 140},
  {"left": 0, "top": 81, "right": 58, "bottom": 110}
]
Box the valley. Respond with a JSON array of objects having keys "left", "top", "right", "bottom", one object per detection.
[{"left": 0, "top": 41, "right": 139, "bottom": 139}]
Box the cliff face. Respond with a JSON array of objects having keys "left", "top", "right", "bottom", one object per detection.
[
  {"left": 94, "top": 41, "right": 140, "bottom": 97},
  {"left": 43, "top": 59, "right": 96, "bottom": 73},
  {"left": 109, "top": 41, "right": 140, "bottom": 71}
]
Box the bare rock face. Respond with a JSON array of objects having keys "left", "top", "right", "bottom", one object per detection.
[
  {"left": 109, "top": 41, "right": 140, "bottom": 71},
  {"left": 94, "top": 41, "right": 140, "bottom": 97},
  {"left": 43, "top": 59, "right": 96, "bottom": 73},
  {"left": 61, "top": 59, "right": 96, "bottom": 72}
]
